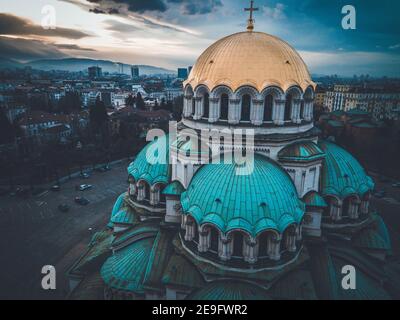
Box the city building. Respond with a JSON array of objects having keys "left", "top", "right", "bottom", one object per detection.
[
  {"left": 177, "top": 68, "right": 188, "bottom": 80},
  {"left": 88, "top": 66, "right": 102, "bottom": 80},
  {"left": 324, "top": 85, "right": 400, "bottom": 121},
  {"left": 67, "top": 11, "right": 400, "bottom": 300},
  {"left": 131, "top": 66, "right": 140, "bottom": 79}
]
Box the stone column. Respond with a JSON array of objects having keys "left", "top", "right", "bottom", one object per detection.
[
  {"left": 292, "top": 99, "right": 302, "bottom": 124},
  {"left": 185, "top": 220, "right": 195, "bottom": 241},
  {"left": 251, "top": 99, "right": 264, "bottom": 126},
  {"left": 349, "top": 200, "right": 360, "bottom": 220},
  {"left": 285, "top": 230, "right": 297, "bottom": 253},
  {"left": 267, "top": 235, "right": 281, "bottom": 261},
  {"left": 304, "top": 98, "right": 313, "bottom": 121},
  {"left": 219, "top": 234, "right": 233, "bottom": 261},
  {"left": 193, "top": 97, "right": 203, "bottom": 120},
  {"left": 228, "top": 99, "right": 240, "bottom": 124},
  {"left": 183, "top": 95, "right": 193, "bottom": 117},
  {"left": 274, "top": 99, "right": 285, "bottom": 125},
  {"left": 360, "top": 199, "right": 370, "bottom": 215},
  {"left": 243, "top": 237, "right": 258, "bottom": 264},
  {"left": 198, "top": 229, "right": 211, "bottom": 252},
  {"left": 181, "top": 214, "right": 187, "bottom": 230},
  {"left": 208, "top": 98, "right": 220, "bottom": 123},
  {"left": 296, "top": 224, "right": 302, "bottom": 241},
  {"left": 137, "top": 183, "right": 145, "bottom": 201},
  {"left": 330, "top": 201, "right": 342, "bottom": 221},
  {"left": 129, "top": 183, "right": 136, "bottom": 197}
]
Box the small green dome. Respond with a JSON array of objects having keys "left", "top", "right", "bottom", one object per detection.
[
  {"left": 181, "top": 155, "right": 304, "bottom": 236},
  {"left": 127, "top": 135, "right": 170, "bottom": 186},
  {"left": 108, "top": 193, "right": 126, "bottom": 228},
  {"left": 319, "top": 141, "right": 374, "bottom": 199},
  {"left": 110, "top": 209, "right": 135, "bottom": 225},
  {"left": 278, "top": 140, "right": 325, "bottom": 162},
  {"left": 101, "top": 237, "right": 155, "bottom": 294}
]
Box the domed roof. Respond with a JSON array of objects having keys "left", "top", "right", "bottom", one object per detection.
[
  {"left": 319, "top": 141, "right": 374, "bottom": 199},
  {"left": 278, "top": 140, "right": 325, "bottom": 162},
  {"left": 185, "top": 31, "right": 314, "bottom": 93},
  {"left": 180, "top": 155, "right": 304, "bottom": 236},
  {"left": 127, "top": 135, "right": 170, "bottom": 186}
]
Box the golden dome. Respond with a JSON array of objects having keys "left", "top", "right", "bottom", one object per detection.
[{"left": 185, "top": 31, "right": 315, "bottom": 94}]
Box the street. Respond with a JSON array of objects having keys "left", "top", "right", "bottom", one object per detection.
[{"left": 0, "top": 160, "right": 129, "bottom": 299}]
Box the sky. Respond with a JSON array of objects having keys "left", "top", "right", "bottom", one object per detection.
[{"left": 0, "top": 0, "right": 399, "bottom": 76}]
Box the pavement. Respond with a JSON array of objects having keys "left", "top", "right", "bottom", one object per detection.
[{"left": 0, "top": 160, "right": 130, "bottom": 299}]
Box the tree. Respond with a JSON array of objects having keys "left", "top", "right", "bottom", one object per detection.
[
  {"left": 125, "top": 94, "right": 136, "bottom": 107},
  {"left": 59, "top": 92, "right": 81, "bottom": 114},
  {"left": 136, "top": 92, "right": 145, "bottom": 110},
  {"left": 89, "top": 97, "right": 108, "bottom": 127}
]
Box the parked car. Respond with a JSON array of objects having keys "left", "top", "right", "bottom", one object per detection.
[
  {"left": 75, "top": 197, "right": 90, "bottom": 206},
  {"left": 80, "top": 172, "right": 90, "bottom": 179},
  {"left": 392, "top": 182, "right": 400, "bottom": 188},
  {"left": 58, "top": 204, "right": 70, "bottom": 212},
  {"left": 51, "top": 185, "right": 61, "bottom": 192},
  {"left": 76, "top": 184, "right": 93, "bottom": 191}
]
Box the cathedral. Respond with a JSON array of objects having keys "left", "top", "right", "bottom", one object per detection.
[{"left": 67, "top": 4, "right": 400, "bottom": 300}]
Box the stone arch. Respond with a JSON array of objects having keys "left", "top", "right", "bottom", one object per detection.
[
  {"left": 128, "top": 174, "right": 136, "bottom": 197},
  {"left": 226, "top": 229, "right": 251, "bottom": 258},
  {"left": 153, "top": 182, "right": 167, "bottom": 204},
  {"left": 185, "top": 214, "right": 199, "bottom": 242},
  {"left": 261, "top": 86, "right": 284, "bottom": 123},
  {"left": 199, "top": 223, "right": 221, "bottom": 253},
  {"left": 304, "top": 86, "right": 315, "bottom": 100},
  {"left": 194, "top": 85, "right": 210, "bottom": 119},
  {"left": 324, "top": 195, "right": 342, "bottom": 221},
  {"left": 342, "top": 194, "right": 361, "bottom": 219},
  {"left": 211, "top": 85, "right": 234, "bottom": 99},
  {"left": 282, "top": 224, "right": 298, "bottom": 253},
  {"left": 137, "top": 179, "right": 151, "bottom": 202},
  {"left": 184, "top": 84, "right": 194, "bottom": 96},
  {"left": 256, "top": 229, "right": 280, "bottom": 258}
]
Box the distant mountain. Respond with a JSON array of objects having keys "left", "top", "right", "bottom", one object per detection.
[
  {"left": 24, "top": 58, "right": 175, "bottom": 76},
  {"left": 0, "top": 57, "right": 23, "bottom": 69}
]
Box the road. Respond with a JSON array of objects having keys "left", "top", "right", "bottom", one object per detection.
[{"left": 0, "top": 160, "right": 130, "bottom": 299}]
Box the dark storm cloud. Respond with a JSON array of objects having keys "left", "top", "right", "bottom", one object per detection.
[
  {"left": 0, "top": 36, "right": 68, "bottom": 62},
  {"left": 0, "top": 13, "right": 89, "bottom": 39},
  {"left": 82, "top": 0, "right": 222, "bottom": 15}
]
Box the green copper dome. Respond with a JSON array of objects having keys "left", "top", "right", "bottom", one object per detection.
[
  {"left": 127, "top": 135, "right": 171, "bottom": 185},
  {"left": 181, "top": 154, "right": 305, "bottom": 236},
  {"left": 278, "top": 140, "right": 325, "bottom": 162},
  {"left": 319, "top": 141, "right": 374, "bottom": 199}
]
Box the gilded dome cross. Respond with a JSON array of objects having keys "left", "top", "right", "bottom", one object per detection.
[{"left": 245, "top": 0, "right": 259, "bottom": 31}]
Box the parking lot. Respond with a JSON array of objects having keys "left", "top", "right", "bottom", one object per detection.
[{"left": 0, "top": 160, "right": 130, "bottom": 299}]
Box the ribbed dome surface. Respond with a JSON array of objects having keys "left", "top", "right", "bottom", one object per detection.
[
  {"left": 180, "top": 155, "right": 305, "bottom": 236},
  {"left": 185, "top": 31, "right": 314, "bottom": 93}
]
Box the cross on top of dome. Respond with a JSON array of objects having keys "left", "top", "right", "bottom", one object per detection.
[{"left": 244, "top": 0, "right": 259, "bottom": 31}]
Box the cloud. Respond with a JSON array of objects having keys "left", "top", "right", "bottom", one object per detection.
[
  {"left": 389, "top": 43, "right": 400, "bottom": 50},
  {"left": 262, "top": 3, "right": 286, "bottom": 20},
  {"left": 168, "top": 0, "right": 223, "bottom": 15},
  {"left": 85, "top": 0, "right": 167, "bottom": 13},
  {"left": 104, "top": 19, "right": 138, "bottom": 33},
  {"left": 0, "top": 36, "right": 68, "bottom": 62},
  {"left": 53, "top": 44, "right": 97, "bottom": 51},
  {"left": 0, "top": 13, "right": 89, "bottom": 39}
]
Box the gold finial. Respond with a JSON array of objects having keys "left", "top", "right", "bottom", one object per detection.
[{"left": 244, "top": 0, "right": 259, "bottom": 31}]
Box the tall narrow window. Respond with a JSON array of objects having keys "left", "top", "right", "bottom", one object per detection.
[
  {"left": 220, "top": 94, "right": 229, "bottom": 120},
  {"left": 264, "top": 95, "right": 273, "bottom": 121},
  {"left": 210, "top": 227, "right": 219, "bottom": 252},
  {"left": 284, "top": 94, "right": 292, "bottom": 121},
  {"left": 203, "top": 93, "right": 209, "bottom": 119},
  {"left": 300, "top": 100, "right": 305, "bottom": 119},
  {"left": 232, "top": 232, "right": 244, "bottom": 257},
  {"left": 241, "top": 94, "right": 251, "bottom": 121}
]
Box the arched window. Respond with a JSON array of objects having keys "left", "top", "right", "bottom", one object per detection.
[
  {"left": 210, "top": 226, "right": 219, "bottom": 252},
  {"left": 284, "top": 94, "right": 292, "bottom": 121},
  {"left": 258, "top": 232, "right": 269, "bottom": 257},
  {"left": 241, "top": 94, "right": 251, "bottom": 121},
  {"left": 203, "top": 93, "right": 209, "bottom": 119},
  {"left": 232, "top": 232, "right": 244, "bottom": 257},
  {"left": 191, "top": 99, "right": 195, "bottom": 117},
  {"left": 264, "top": 95, "right": 273, "bottom": 121},
  {"left": 220, "top": 94, "right": 229, "bottom": 120},
  {"left": 144, "top": 182, "right": 150, "bottom": 201},
  {"left": 300, "top": 100, "right": 305, "bottom": 120}
]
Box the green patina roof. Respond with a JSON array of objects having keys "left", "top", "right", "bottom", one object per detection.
[
  {"left": 278, "top": 140, "right": 325, "bottom": 162},
  {"left": 346, "top": 108, "right": 369, "bottom": 116},
  {"left": 181, "top": 154, "right": 305, "bottom": 236},
  {"left": 162, "top": 180, "right": 185, "bottom": 196},
  {"left": 319, "top": 141, "right": 374, "bottom": 199},
  {"left": 162, "top": 254, "right": 205, "bottom": 289},
  {"left": 331, "top": 110, "right": 345, "bottom": 117},
  {"left": 303, "top": 191, "right": 328, "bottom": 208},
  {"left": 353, "top": 214, "right": 391, "bottom": 252},
  {"left": 101, "top": 236, "right": 155, "bottom": 294},
  {"left": 186, "top": 280, "right": 271, "bottom": 300},
  {"left": 112, "top": 224, "right": 159, "bottom": 247},
  {"left": 171, "top": 136, "right": 209, "bottom": 157},
  {"left": 127, "top": 135, "right": 171, "bottom": 186},
  {"left": 110, "top": 209, "right": 135, "bottom": 225},
  {"left": 108, "top": 193, "right": 127, "bottom": 227}
]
